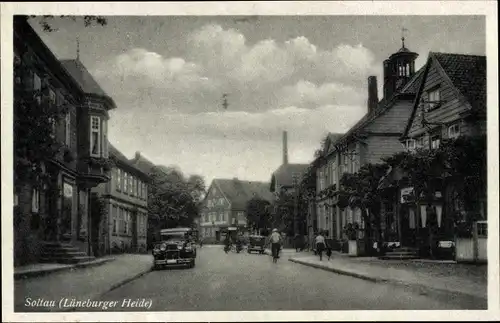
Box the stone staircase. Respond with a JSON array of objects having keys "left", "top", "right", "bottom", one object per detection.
[
  {"left": 379, "top": 247, "right": 419, "bottom": 260},
  {"left": 40, "top": 242, "right": 95, "bottom": 264}
]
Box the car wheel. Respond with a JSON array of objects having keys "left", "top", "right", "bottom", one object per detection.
[{"left": 190, "top": 260, "right": 196, "bottom": 268}]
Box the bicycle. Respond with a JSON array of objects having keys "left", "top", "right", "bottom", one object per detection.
[{"left": 270, "top": 243, "right": 281, "bottom": 263}]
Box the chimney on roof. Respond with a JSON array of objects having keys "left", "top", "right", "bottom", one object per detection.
[
  {"left": 283, "top": 131, "right": 288, "bottom": 165},
  {"left": 367, "top": 76, "right": 378, "bottom": 112},
  {"left": 135, "top": 151, "right": 140, "bottom": 161}
]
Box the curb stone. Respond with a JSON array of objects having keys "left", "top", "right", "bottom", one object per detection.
[
  {"left": 288, "top": 258, "right": 487, "bottom": 305},
  {"left": 14, "top": 258, "right": 115, "bottom": 280},
  {"left": 62, "top": 266, "right": 153, "bottom": 312},
  {"left": 289, "top": 258, "right": 386, "bottom": 283}
]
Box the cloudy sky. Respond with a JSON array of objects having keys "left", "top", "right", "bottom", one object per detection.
[{"left": 29, "top": 15, "right": 485, "bottom": 184}]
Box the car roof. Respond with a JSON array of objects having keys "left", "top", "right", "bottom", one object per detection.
[{"left": 160, "top": 228, "right": 192, "bottom": 233}]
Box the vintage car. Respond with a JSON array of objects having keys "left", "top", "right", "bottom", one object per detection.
[
  {"left": 152, "top": 228, "right": 197, "bottom": 269},
  {"left": 247, "top": 235, "right": 266, "bottom": 254}
]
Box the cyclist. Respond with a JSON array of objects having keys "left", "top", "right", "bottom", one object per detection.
[{"left": 268, "top": 228, "right": 282, "bottom": 263}]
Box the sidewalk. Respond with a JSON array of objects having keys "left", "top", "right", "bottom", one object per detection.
[
  {"left": 289, "top": 251, "right": 487, "bottom": 302},
  {"left": 14, "top": 254, "right": 153, "bottom": 312},
  {"left": 14, "top": 257, "right": 115, "bottom": 280}
]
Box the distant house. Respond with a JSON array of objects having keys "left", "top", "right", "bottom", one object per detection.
[
  {"left": 199, "top": 178, "right": 274, "bottom": 242},
  {"left": 316, "top": 39, "right": 425, "bottom": 247},
  {"left": 92, "top": 144, "right": 150, "bottom": 254}
]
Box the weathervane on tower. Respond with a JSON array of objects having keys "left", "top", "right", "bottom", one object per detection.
[{"left": 401, "top": 27, "right": 408, "bottom": 48}]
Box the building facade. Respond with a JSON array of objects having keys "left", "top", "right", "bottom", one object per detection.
[
  {"left": 199, "top": 178, "right": 273, "bottom": 243},
  {"left": 13, "top": 17, "right": 115, "bottom": 265},
  {"left": 92, "top": 144, "right": 150, "bottom": 254},
  {"left": 314, "top": 39, "right": 425, "bottom": 249},
  {"left": 390, "top": 52, "right": 487, "bottom": 251}
]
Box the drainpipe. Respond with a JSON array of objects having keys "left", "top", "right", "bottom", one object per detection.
[{"left": 87, "top": 188, "right": 92, "bottom": 256}]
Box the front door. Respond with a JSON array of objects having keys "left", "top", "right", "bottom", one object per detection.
[
  {"left": 215, "top": 230, "right": 221, "bottom": 241},
  {"left": 400, "top": 206, "right": 418, "bottom": 247}
]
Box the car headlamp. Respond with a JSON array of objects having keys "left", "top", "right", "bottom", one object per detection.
[{"left": 160, "top": 243, "right": 166, "bottom": 251}]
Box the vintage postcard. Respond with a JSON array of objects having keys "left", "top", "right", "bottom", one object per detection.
[{"left": 1, "top": 1, "right": 499, "bottom": 322}]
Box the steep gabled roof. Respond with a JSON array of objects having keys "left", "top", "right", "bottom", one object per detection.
[
  {"left": 432, "top": 53, "right": 486, "bottom": 112},
  {"left": 129, "top": 152, "right": 158, "bottom": 176},
  {"left": 270, "top": 163, "right": 309, "bottom": 191},
  {"left": 60, "top": 59, "right": 117, "bottom": 110},
  {"left": 109, "top": 143, "right": 149, "bottom": 180},
  {"left": 402, "top": 52, "right": 487, "bottom": 138},
  {"left": 213, "top": 179, "right": 275, "bottom": 210},
  {"left": 334, "top": 67, "right": 425, "bottom": 147}
]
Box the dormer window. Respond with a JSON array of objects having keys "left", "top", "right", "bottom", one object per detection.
[{"left": 426, "top": 87, "right": 441, "bottom": 111}]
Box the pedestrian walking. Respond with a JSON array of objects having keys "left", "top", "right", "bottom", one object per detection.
[{"left": 315, "top": 231, "right": 326, "bottom": 261}]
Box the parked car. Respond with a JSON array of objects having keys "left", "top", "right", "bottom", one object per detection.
[
  {"left": 247, "top": 235, "right": 266, "bottom": 254},
  {"left": 152, "top": 228, "right": 197, "bottom": 269}
]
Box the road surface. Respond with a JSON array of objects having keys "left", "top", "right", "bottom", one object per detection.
[{"left": 89, "top": 245, "right": 484, "bottom": 311}]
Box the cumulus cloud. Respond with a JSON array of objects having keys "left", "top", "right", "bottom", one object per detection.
[{"left": 93, "top": 23, "right": 378, "bottom": 115}]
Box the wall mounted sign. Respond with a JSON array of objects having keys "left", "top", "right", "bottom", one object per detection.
[{"left": 63, "top": 182, "right": 73, "bottom": 198}]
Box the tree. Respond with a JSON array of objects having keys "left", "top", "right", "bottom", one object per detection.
[
  {"left": 381, "top": 135, "right": 487, "bottom": 256},
  {"left": 246, "top": 197, "right": 271, "bottom": 234},
  {"left": 147, "top": 166, "right": 206, "bottom": 230},
  {"left": 271, "top": 189, "right": 295, "bottom": 235},
  {"left": 338, "top": 163, "right": 389, "bottom": 254},
  {"left": 28, "top": 15, "right": 108, "bottom": 32}
]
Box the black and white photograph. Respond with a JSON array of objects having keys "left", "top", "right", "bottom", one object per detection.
[{"left": 1, "top": 1, "right": 499, "bottom": 322}]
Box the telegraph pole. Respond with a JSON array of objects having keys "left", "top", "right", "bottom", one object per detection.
[{"left": 292, "top": 174, "right": 299, "bottom": 236}]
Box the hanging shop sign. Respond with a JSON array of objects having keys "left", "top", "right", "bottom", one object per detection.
[{"left": 400, "top": 187, "right": 415, "bottom": 203}]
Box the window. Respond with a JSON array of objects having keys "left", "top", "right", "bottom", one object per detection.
[
  {"left": 90, "top": 116, "right": 101, "bottom": 157},
  {"left": 64, "top": 112, "right": 71, "bottom": 147},
  {"left": 124, "top": 210, "right": 129, "bottom": 235},
  {"left": 477, "top": 222, "right": 487, "bottom": 238},
  {"left": 136, "top": 180, "right": 140, "bottom": 198},
  {"left": 319, "top": 171, "right": 325, "bottom": 190},
  {"left": 427, "top": 87, "right": 441, "bottom": 111},
  {"left": 131, "top": 177, "right": 135, "bottom": 196},
  {"left": 56, "top": 92, "right": 65, "bottom": 107},
  {"left": 416, "top": 136, "right": 424, "bottom": 148},
  {"left": 224, "top": 211, "right": 229, "bottom": 222},
  {"left": 49, "top": 89, "right": 56, "bottom": 105},
  {"left": 31, "top": 188, "right": 40, "bottom": 213},
  {"left": 129, "top": 175, "right": 134, "bottom": 195},
  {"left": 406, "top": 139, "right": 416, "bottom": 151},
  {"left": 33, "top": 73, "right": 41, "bottom": 91},
  {"left": 144, "top": 184, "right": 147, "bottom": 199},
  {"left": 116, "top": 169, "right": 121, "bottom": 191},
  {"left": 448, "top": 124, "right": 460, "bottom": 139},
  {"left": 112, "top": 206, "right": 118, "bottom": 235},
  {"left": 331, "top": 162, "right": 337, "bottom": 186},
  {"left": 431, "top": 135, "right": 441, "bottom": 150},
  {"left": 123, "top": 172, "right": 128, "bottom": 193},
  {"left": 102, "top": 119, "right": 108, "bottom": 158}
]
